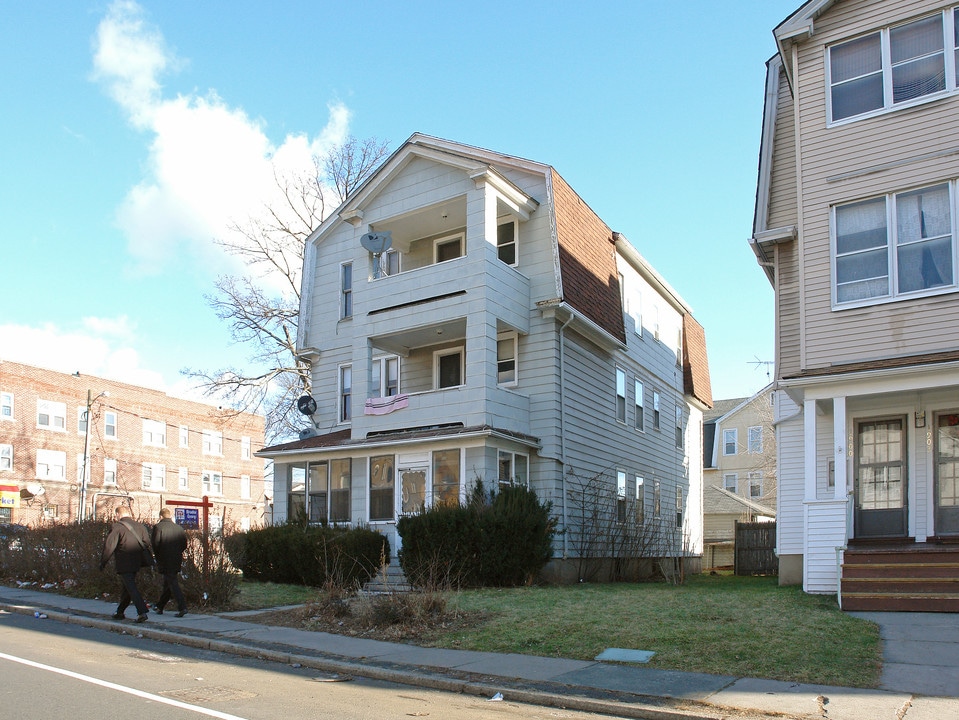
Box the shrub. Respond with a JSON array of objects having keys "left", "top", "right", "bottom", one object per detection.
[
  {"left": 225, "top": 522, "right": 388, "bottom": 589},
  {"left": 0, "top": 520, "right": 239, "bottom": 608},
  {"left": 398, "top": 482, "right": 555, "bottom": 589}
]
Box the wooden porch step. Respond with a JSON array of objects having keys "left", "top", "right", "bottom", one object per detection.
[
  {"left": 842, "top": 577, "right": 959, "bottom": 594},
  {"left": 842, "top": 562, "right": 959, "bottom": 579},
  {"left": 841, "top": 592, "right": 959, "bottom": 613}
]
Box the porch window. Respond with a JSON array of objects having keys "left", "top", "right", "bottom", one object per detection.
[
  {"left": 434, "top": 349, "right": 463, "bottom": 389},
  {"left": 434, "top": 234, "right": 464, "bottom": 263},
  {"left": 330, "top": 458, "right": 351, "bottom": 522},
  {"left": 828, "top": 11, "right": 951, "bottom": 123},
  {"left": 834, "top": 183, "right": 954, "bottom": 306},
  {"left": 497, "top": 450, "right": 528, "bottom": 487},
  {"left": 371, "top": 356, "right": 399, "bottom": 398},
  {"left": 309, "top": 463, "right": 329, "bottom": 523},
  {"left": 497, "top": 220, "right": 517, "bottom": 266},
  {"left": 369, "top": 455, "right": 394, "bottom": 521},
  {"left": 289, "top": 465, "right": 306, "bottom": 522},
  {"left": 432, "top": 449, "right": 460, "bottom": 506}
]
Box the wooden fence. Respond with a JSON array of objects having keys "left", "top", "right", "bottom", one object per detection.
[{"left": 734, "top": 521, "right": 778, "bottom": 576}]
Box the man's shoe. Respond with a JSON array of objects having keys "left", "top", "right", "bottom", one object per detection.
[
  {"left": 135, "top": 614, "right": 148, "bottom": 623},
  {"left": 111, "top": 612, "right": 125, "bottom": 620},
  {"left": 175, "top": 610, "right": 186, "bottom": 618},
  {"left": 153, "top": 604, "right": 163, "bottom": 615}
]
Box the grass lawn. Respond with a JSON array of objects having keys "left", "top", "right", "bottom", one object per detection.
[
  {"left": 430, "top": 574, "right": 882, "bottom": 688},
  {"left": 231, "top": 580, "right": 319, "bottom": 610}
]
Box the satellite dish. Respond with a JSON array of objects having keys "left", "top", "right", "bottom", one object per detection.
[
  {"left": 360, "top": 231, "right": 392, "bottom": 254},
  {"left": 298, "top": 427, "right": 318, "bottom": 440},
  {"left": 296, "top": 395, "right": 317, "bottom": 416},
  {"left": 22, "top": 483, "right": 45, "bottom": 498}
]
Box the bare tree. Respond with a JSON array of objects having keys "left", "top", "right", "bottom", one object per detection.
[{"left": 184, "top": 137, "right": 391, "bottom": 441}]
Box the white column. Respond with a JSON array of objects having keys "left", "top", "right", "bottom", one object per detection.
[
  {"left": 803, "top": 398, "right": 817, "bottom": 501},
  {"left": 833, "top": 396, "right": 847, "bottom": 501}
]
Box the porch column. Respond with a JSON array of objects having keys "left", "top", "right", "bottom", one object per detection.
[
  {"left": 833, "top": 396, "right": 847, "bottom": 501},
  {"left": 803, "top": 398, "right": 817, "bottom": 501}
]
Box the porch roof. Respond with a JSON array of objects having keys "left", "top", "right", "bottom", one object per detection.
[
  {"left": 257, "top": 424, "right": 540, "bottom": 458},
  {"left": 783, "top": 350, "right": 959, "bottom": 381}
]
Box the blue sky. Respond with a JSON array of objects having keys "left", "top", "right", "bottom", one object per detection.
[{"left": 1, "top": 1, "right": 797, "bottom": 403}]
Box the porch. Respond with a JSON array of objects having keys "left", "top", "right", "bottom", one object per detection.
[{"left": 840, "top": 542, "right": 959, "bottom": 612}]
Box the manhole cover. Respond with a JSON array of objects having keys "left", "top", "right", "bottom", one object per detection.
[{"left": 162, "top": 686, "right": 257, "bottom": 703}]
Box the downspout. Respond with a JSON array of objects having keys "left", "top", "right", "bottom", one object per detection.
[{"left": 559, "top": 310, "right": 575, "bottom": 559}]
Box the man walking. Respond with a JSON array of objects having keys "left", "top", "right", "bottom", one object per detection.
[
  {"left": 100, "top": 505, "right": 152, "bottom": 623},
  {"left": 151, "top": 507, "right": 188, "bottom": 617}
]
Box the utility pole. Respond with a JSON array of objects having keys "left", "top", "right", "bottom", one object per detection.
[{"left": 78, "top": 389, "right": 107, "bottom": 522}]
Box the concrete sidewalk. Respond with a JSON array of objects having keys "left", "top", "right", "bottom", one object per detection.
[{"left": 0, "top": 585, "right": 955, "bottom": 720}]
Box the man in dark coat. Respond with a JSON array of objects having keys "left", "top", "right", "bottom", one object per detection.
[
  {"left": 100, "top": 505, "right": 152, "bottom": 622},
  {"left": 151, "top": 507, "right": 188, "bottom": 617}
]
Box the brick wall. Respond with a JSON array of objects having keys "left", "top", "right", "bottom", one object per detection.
[{"left": 0, "top": 360, "right": 266, "bottom": 528}]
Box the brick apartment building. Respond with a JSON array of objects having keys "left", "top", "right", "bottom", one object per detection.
[{"left": 0, "top": 360, "right": 267, "bottom": 529}]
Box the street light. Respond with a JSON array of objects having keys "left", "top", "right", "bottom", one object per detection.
[{"left": 78, "top": 389, "right": 108, "bottom": 522}]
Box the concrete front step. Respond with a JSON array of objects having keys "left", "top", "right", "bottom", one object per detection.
[{"left": 361, "top": 563, "right": 413, "bottom": 594}]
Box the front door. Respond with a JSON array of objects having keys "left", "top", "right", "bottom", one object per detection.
[
  {"left": 935, "top": 412, "right": 959, "bottom": 537},
  {"left": 854, "top": 417, "right": 908, "bottom": 539}
]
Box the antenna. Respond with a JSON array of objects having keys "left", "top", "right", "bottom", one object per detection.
[{"left": 749, "top": 356, "right": 774, "bottom": 380}]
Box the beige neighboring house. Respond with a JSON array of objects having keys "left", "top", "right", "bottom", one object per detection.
[
  {"left": 752, "top": 0, "right": 959, "bottom": 608},
  {"left": 702, "top": 385, "right": 777, "bottom": 568}
]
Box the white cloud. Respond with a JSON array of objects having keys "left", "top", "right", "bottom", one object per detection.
[
  {"left": 92, "top": 0, "right": 351, "bottom": 282},
  {"left": 0, "top": 320, "right": 163, "bottom": 389}
]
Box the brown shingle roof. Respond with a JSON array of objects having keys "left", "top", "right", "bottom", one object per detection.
[
  {"left": 683, "top": 314, "right": 713, "bottom": 408},
  {"left": 550, "top": 170, "right": 627, "bottom": 345}
]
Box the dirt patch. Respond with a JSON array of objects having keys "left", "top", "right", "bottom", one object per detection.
[{"left": 240, "top": 592, "right": 488, "bottom": 645}]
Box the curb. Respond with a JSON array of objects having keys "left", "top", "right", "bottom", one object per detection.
[{"left": 0, "top": 600, "right": 786, "bottom": 720}]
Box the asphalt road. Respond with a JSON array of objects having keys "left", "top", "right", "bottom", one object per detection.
[{"left": 0, "top": 609, "right": 624, "bottom": 720}]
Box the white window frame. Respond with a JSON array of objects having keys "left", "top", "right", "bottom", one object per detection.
[
  {"left": 37, "top": 399, "right": 66, "bottom": 432},
  {"left": 371, "top": 356, "right": 400, "bottom": 398},
  {"left": 497, "top": 333, "right": 518, "bottom": 387},
  {"left": 676, "top": 486, "right": 684, "bottom": 528},
  {"left": 179, "top": 424, "right": 189, "bottom": 448},
  {"left": 634, "top": 380, "right": 644, "bottom": 432},
  {"left": 675, "top": 405, "right": 684, "bottom": 449},
  {"left": 178, "top": 466, "right": 189, "bottom": 490},
  {"left": 832, "top": 182, "right": 957, "bottom": 308},
  {"left": 497, "top": 450, "right": 529, "bottom": 487},
  {"left": 653, "top": 391, "right": 661, "bottom": 430},
  {"left": 827, "top": 9, "right": 959, "bottom": 125},
  {"left": 78, "top": 407, "right": 88, "bottom": 434},
  {"left": 615, "top": 368, "right": 627, "bottom": 424},
  {"left": 103, "top": 457, "right": 117, "bottom": 486},
  {"left": 142, "top": 419, "right": 166, "bottom": 447},
  {"left": 0, "top": 444, "right": 12, "bottom": 471},
  {"left": 141, "top": 462, "right": 166, "bottom": 491},
  {"left": 104, "top": 411, "right": 117, "bottom": 439},
  {"left": 724, "top": 473, "right": 739, "bottom": 493},
  {"left": 202, "top": 429, "right": 223, "bottom": 456},
  {"left": 748, "top": 471, "right": 764, "bottom": 499},
  {"left": 723, "top": 428, "right": 738, "bottom": 456},
  {"left": 496, "top": 219, "right": 518, "bottom": 266},
  {"left": 202, "top": 469, "right": 223, "bottom": 496},
  {"left": 635, "top": 476, "right": 645, "bottom": 524},
  {"left": 616, "top": 470, "right": 628, "bottom": 523},
  {"left": 433, "top": 348, "right": 464, "bottom": 390},
  {"left": 748, "top": 426, "right": 763, "bottom": 454},
  {"left": 433, "top": 232, "right": 465, "bottom": 264},
  {"left": 341, "top": 261, "right": 353, "bottom": 319},
  {"left": 240, "top": 474, "right": 251, "bottom": 500},
  {"left": 36, "top": 449, "right": 66, "bottom": 481},
  {"left": 339, "top": 364, "right": 352, "bottom": 423},
  {"left": 0, "top": 392, "right": 13, "bottom": 421},
  {"left": 241, "top": 436, "right": 251, "bottom": 460}
]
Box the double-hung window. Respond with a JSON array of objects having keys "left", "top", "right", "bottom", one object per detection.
[
  {"left": 497, "top": 220, "right": 517, "bottom": 265},
  {"left": 615, "top": 368, "right": 627, "bottom": 423},
  {"left": 339, "top": 364, "right": 352, "bottom": 422},
  {"left": 634, "top": 476, "right": 645, "bottom": 524},
  {"left": 634, "top": 380, "right": 644, "bottom": 431},
  {"left": 616, "top": 470, "right": 627, "bottom": 523},
  {"left": 675, "top": 405, "right": 684, "bottom": 449},
  {"left": 497, "top": 334, "right": 517, "bottom": 386},
  {"left": 829, "top": 10, "right": 956, "bottom": 123},
  {"left": 104, "top": 458, "right": 117, "bottom": 486},
  {"left": 748, "top": 426, "right": 763, "bottom": 454},
  {"left": 834, "top": 183, "right": 954, "bottom": 305},
  {"left": 653, "top": 391, "right": 661, "bottom": 429},
  {"left": 142, "top": 419, "right": 166, "bottom": 447},
  {"left": 142, "top": 463, "right": 165, "bottom": 490},
  {"left": 202, "top": 429, "right": 222, "bottom": 455},
  {"left": 36, "top": 449, "right": 65, "bottom": 480},
  {"left": 341, "top": 262, "right": 353, "bottom": 319},
  {"left": 497, "top": 450, "right": 529, "bottom": 487},
  {"left": 723, "top": 429, "right": 738, "bottom": 455},
  {"left": 0, "top": 444, "right": 12, "bottom": 471},
  {"left": 37, "top": 400, "right": 66, "bottom": 431},
  {"left": 749, "top": 472, "right": 763, "bottom": 499},
  {"left": 105, "top": 411, "right": 117, "bottom": 439},
  {"left": 0, "top": 392, "right": 12, "bottom": 421},
  {"left": 202, "top": 470, "right": 223, "bottom": 495},
  {"left": 724, "top": 473, "right": 738, "bottom": 493},
  {"left": 434, "top": 349, "right": 463, "bottom": 389}
]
